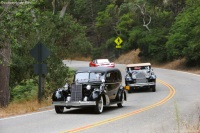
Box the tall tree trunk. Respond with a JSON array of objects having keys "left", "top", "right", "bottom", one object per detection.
[{"left": 0, "top": 42, "right": 11, "bottom": 107}]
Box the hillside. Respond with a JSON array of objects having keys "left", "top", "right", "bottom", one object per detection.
[{"left": 115, "top": 50, "right": 200, "bottom": 75}]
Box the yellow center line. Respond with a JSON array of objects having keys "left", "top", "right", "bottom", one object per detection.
[{"left": 61, "top": 79, "right": 176, "bottom": 133}]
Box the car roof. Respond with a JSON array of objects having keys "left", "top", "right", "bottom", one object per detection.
[
  {"left": 126, "top": 63, "right": 151, "bottom": 67},
  {"left": 95, "top": 59, "right": 110, "bottom": 61},
  {"left": 95, "top": 59, "right": 109, "bottom": 60},
  {"left": 76, "top": 67, "right": 120, "bottom": 73}
]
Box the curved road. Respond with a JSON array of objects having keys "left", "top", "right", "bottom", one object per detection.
[{"left": 0, "top": 60, "right": 200, "bottom": 133}]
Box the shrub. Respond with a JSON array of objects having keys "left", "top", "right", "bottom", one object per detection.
[{"left": 11, "top": 79, "right": 37, "bottom": 102}]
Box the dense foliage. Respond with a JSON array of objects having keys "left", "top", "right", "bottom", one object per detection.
[{"left": 0, "top": 0, "right": 199, "bottom": 104}]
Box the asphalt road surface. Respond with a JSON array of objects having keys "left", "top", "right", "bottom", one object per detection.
[{"left": 1, "top": 60, "right": 200, "bottom": 133}]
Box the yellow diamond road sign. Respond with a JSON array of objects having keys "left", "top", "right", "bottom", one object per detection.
[{"left": 114, "top": 37, "right": 123, "bottom": 48}]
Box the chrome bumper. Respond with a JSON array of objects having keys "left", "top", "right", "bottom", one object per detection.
[
  {"left": 128, "top": 82, "right": 155, "bottom": 87},
  {"left": 52, "top": 101, "right": 96, "bottom": 107}
]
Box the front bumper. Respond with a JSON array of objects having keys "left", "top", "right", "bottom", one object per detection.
[
  {"left": 127, "top": 82, "right": 155, "bottom": 87},
  {"left": 52, "top": 101, "right": 96, "bottom": 107}
]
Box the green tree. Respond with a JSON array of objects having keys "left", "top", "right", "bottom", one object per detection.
[
  {"left": 166, "top": 0, "right": 200, "bottom": 66},
  {"left": 0, "top": 0, "right": 92, "bottom": 105}
]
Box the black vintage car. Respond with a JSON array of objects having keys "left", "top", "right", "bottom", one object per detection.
[{"left": 52, "top": 67, "right": 127, "bottom": 114}]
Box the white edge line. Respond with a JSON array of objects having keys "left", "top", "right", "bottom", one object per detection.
[{"left": 0, "top": 109, "right": 54, "bottom": 121}]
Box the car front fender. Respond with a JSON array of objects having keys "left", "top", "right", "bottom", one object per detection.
[{"left": 52, "top": 90, "right": 65, "bottom": 101}]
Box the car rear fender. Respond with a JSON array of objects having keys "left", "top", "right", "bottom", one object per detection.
[
  {"left": 123, "top": 90, "right": 127, "bottom": 101},
  {"left": 116, "top": 86, "right": 124, "bottom": 101}
]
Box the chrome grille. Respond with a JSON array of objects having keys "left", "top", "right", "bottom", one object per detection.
[
  {"left": 136, "top": 72, "right": 147, "bottom": 83},
  {"left": 71, "top": 84, "right": 82, "bottom": 101}
]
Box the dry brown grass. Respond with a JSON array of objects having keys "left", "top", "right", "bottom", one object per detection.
[
  {"left": 0, "top": 98, "right": 52, "bottom": 118},
  {"left": 65, "top": 56, "right": 91, "bottom": 61},
  {"left": 153, "top": 58, "right": 200, "bottom": 75},
  {"left": 114, "top": 49, "right": 141, "bottom": 64},
  {"left": 115, "top": 50, "right": 200, "bottom": 75}
]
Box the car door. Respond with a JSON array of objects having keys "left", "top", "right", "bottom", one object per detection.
[
  {"left": 105, "top": 72, "right": 114, "bottom": 99},
  {"left": 105, "top": 71, "right": 119, "bottom": 100},
  {"left": 111, "top": 70, "right": 121, "bottom": 99}
]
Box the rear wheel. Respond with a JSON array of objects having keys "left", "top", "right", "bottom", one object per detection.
[
  {"left": 94, "top": 96, "right": 104, "bottom": 114},
  {"left": 55, "top": 106, "right": 64, "bottom": 114}
]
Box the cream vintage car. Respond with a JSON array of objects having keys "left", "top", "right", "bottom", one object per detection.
[{"left": 125, "top": 63, "right": 156, "bottom": 93}]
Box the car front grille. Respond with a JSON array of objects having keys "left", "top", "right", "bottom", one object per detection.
[
  {"left": 71, "top": 84, "right": 82, "bottom": 101},
  {"left": 135, "top": 72, "right": 147, "bottom": 83}
]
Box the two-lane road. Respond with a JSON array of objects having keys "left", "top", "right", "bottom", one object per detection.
[{"left": 0, "top": 60, "right": 199, "bottom": 133}]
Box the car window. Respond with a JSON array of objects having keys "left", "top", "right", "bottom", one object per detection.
[
  {"left": 106, "top": 71, "right": 119, "bottom": 82},
  {"left": 75, "top": 72, "right": 105, "bottom": 82},
  {"left": 105, "top": 73, "right": 111, "bottom": 82},
  {"left": 116, "top": 71, "right": 122, "bottom": 81},
  {"left": 141, "top": 66, "right": 149, "bottom": 70},
  {"left": 89, "top": 72, "right": 105, "bottom": 81},
  {"left": 93, "top": 60, "right": 96, "bottom": 63},
  {"left": 75, "top": 72, "right": 89, "bottom": 82}
]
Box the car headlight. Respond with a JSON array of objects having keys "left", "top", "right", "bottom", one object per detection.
[
  {"left": 146, "top": 75, "right": 150, "bottom": 78},
  {"left": 150, "top": 75, "right": 156, "bottom": 79},
  {"left": 132, "top": 74, "right": 136, "bottom": 79},
  {"left": 125, "top": 75, "right": 133, "bottom": 81},
  {"left": 86, "top": 85, "right": 91, "bottom": 90},
  {"left": 64, "top": 83, "right": 69, "bottom": 90}
]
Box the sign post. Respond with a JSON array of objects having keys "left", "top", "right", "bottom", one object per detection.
[
  {"left": 30, "top": 42, "right": 50, "bottom": 103},
  {"left": 114, "top": 37, "right": 123, "bottom": 57}
]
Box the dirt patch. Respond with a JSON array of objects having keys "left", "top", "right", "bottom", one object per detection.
[{"left": 114, "top": 49, "right": 141, "bottom": 64}]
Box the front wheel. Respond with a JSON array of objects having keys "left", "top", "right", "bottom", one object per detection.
[
  {"left": 151, "top": 85, "right": 156, "bottom": 92},
  {"left": 55, "top": 106, "right": 64, "bottom": 114},
  {"left": 94, "top": 96, "right": 104, "bottom": 114}
]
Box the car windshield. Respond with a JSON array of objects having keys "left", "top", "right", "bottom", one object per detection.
[
  {"left": 97, "top": 59, "right": 110, "bottom": 64},
  {"left": 128, "top": 66, "right": 150, "bottom": 72},
  {"left": 75, "top": 72, "right": 105, "bottom": 82}
]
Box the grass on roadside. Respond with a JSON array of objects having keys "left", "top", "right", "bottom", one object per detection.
[
  {"left": 0, "top": 98, "right": 52, "bottom": 118},
  {"left": 115, "top": 50, "right": 200, "bottom": 75},
  {"left": 174, "top": 103, "right": 200, "bottom": 133}
]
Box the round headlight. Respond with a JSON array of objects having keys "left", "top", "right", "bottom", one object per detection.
[
  {"left": 132, "top": 74, "right": 136, "bottom": 79},
  {"left": 64, "top": 83, "right": 69, "bottom": 90},
  {"left": 86, "top": 85, "right": 91, "bottom": 90},
  {"left": 150, "top": 75, "right": 156, "bottom": 79}
]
